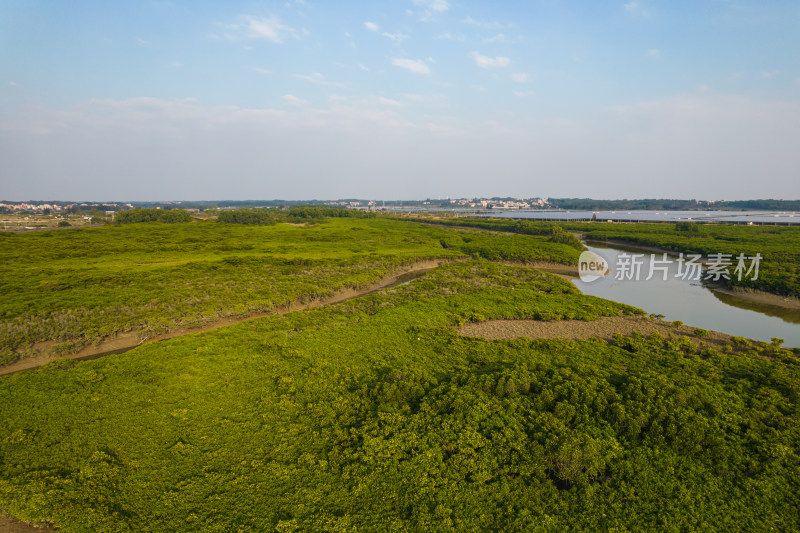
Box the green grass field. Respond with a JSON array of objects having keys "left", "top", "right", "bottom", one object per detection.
[
  {"left": 1, "top": 261, "right": 798, "bottom": 531},
  {"left": 1, "top": 217, "right": 799, "bottom": 531},
  {"left": 0, "top": 218, "right": 580, "bottom": 365}
]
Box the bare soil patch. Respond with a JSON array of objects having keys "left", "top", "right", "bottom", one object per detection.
[
  {"left": 0, "top": 515, "right": 53, "bottom": 533},
  {"left": 459, "top": 315, "right": 735, "bottom": 347}
]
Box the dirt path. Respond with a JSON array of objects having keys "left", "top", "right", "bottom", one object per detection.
[
  {"left": 0, "top": 259, "right": 459, "bottom": 377},
  {"left": 1, "top": 258, "right": 585, "bottom": 378},
  {"left": 459, "top": 315, "right": 736, "bottom": 347},
  {"left": 0, "top": 515, "right": 53, "bottom": 533}
]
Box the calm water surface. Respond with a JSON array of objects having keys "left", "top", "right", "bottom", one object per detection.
[{"left": 572, "top": 243, "right": 800, "bottom": 347}]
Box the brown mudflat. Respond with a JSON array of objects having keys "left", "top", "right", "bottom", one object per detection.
[
  {"left": 459, "top": 315, "right": 735, "bottom": 346},
  {"left": 0, "top": 516, "right": 54, "bottom": 533}
]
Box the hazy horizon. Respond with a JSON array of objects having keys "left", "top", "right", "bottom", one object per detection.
[{"left": 2, "top": 1, "right": 799, "bottom": 202}]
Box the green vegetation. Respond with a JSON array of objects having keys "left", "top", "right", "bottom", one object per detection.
[
  {"left": 424, "top": 217, "right": 800, "bottom": 297},
  {"left": 115, "top": 209, "right": 192, "bottom": 224},
  {"left": 216, "top": 205, "right": 377, "bottom": 225},
  {"left": 570, "top": 221, "right": 800, "bottom": 297},
  {"left": 0, "top": 218, "right": 580, "bottom": 365},
  {"left": 675, "top": 221, "right": 700, "bottom": 232},
  {"left": 1, "top": 261, "right": 798, "bottom": 531}
]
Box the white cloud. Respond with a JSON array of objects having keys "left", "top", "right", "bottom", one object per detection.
[
  {"left": 513, "top": 91, "right": 535, "bottom": 97},
  {"left": 382, "top": 32, "right": 409, "bottom": 42},
  {"left": 392, "top": 58, "right": 431, "bottom": 74},
  {"left": 761, "top": 71, "right": 779, "bottom": 79},
  {"left": 246, "top": 16, "right": 297, "bottom": 43},
  {"left": 358, "top": 63, "right": 369, "bottom": 72},
  {"left": 378, "top": 97, "right": 403, "bottom": 106},
  {"left": 623, "top": 1, "right": 652, "bottom": 16},
  {"left": 293, "top": 72, "right": 346, "bottom": 87},
  {"left": 253, "top": 67, "right": 272, "bottom": 75},
  {"left": 461, "top": 16, "right": 506, "bottom": 29},
  {"left": 413, "top": 0, "right": 449, "bottom": 12},
  {"left": 511, "top": 72, "right": 529, "bottom": 83},
  {"left": 404, "top": 93, "right": 449, "bottom": 107},
  {"left": 364, "top": 21, "right": 379, "bottom": 32},
  {"left": 646, "top": 48, "right": 660, "bottom": 58},
  {"left": 471, "top": 52, "right": 511, "bottom": 69},
  {"left": 434, "top": 32, "right": 465, "bottom": 41},
  {"left": 136, "top": 37, "right": 151, "bottom": 47},
  {"left": 282, "top": 94, "right": 308, "bottom": 106},
  {"left": 482, "top": 33, "right": 507, "bottom": 43}
]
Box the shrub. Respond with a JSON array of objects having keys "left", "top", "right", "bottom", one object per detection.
[
  {"left": 731, "top": 336, "right": 752, "bottom": 347},
  {"left": 675, "top": 221, "right": 700, "bottom": 232},
  {"left": 115, "top": 208, "right": 191, "bottom": 224}
]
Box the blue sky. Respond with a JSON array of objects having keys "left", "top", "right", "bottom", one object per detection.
[{"left": 1, "top": 0, "right": 799, "bottom": 201}]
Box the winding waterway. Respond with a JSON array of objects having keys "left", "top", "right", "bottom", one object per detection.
[{"left": 572, "top": 243, "right": 800, "bottom": 347}]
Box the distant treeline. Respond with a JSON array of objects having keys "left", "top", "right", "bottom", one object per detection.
[
  {"left": 132, "top": 200, "right": 334, "bottom": 211},
  {"left": 218, "top": 206, "right": 376, "bottom": 225},
  {"left": 114, "top": 208, "right": 191, "bottom": 224},
  {"left": 547, "top": 198, "right": 800, "bottom": 211}
]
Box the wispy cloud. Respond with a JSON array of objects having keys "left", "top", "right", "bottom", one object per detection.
[
  {"left": 392, "top": 58, "right": 431, "bottom": 74},
  {"left": 646, "top": 48, "right": 660, "bottom": 58},
  {"left": 462, "top": 16, "right": 506, "bottom": 29},
  {"left": 761, "top": 71, "right": 779, "bottom": 79},
  {"left": 382, "top": 32, "right": 409, "bottom": 42},
  {"left": 282, "top": 94, "right": 308, "bottom": 106},
  {"left": 511, "top": 72, "right": 529, "bottom": 83},
  {"left": 513, "top": 91, "right": 535, "bottom": 97},
  {"left": 253, "top": 67, "right": 272, "bottom": 75},
  {"left": 404, "top": 93, "right": 448, "bottom": 107},
  {"left": 378, "top": 97, "right": 403, "bottom": 106},
  {"left": 413, "top": 0, "right": 449, "bottom": 12},
  {"left": 471, "top": 52, "right": 511, "bottom": 69},
  {"left": 364, "top": 21, "right": 379, "bottom": 32},
  {"left": 623, "top": 1, "right": 652, "bottom": 16},
  {"left": 293, "top": 72, "right": 346, "bottom": 87},
  {"left": 434, "top": 32, "right": 465, "bottom": 42},
  {"left": 411, "top": 0, "right": 450, "bottom": 21},
  {"left": 135, "top": 37, "right": 151, "bottom": 47},
  {"left": 245, "top": 16, "right": 298, "bottom": 43},
  {"left": 482, "top": 33, "right": 509, "bottom": 43}
]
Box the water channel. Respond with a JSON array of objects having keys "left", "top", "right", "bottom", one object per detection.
[{"left": 572, "top": 243, "right": 800, "bottom": 347}]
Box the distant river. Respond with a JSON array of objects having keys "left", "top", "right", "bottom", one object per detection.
[
  {"left": 483, "top": 209, "right": 800, "bottom": 225},
  {"left": 572, "top": 243, "right": 800, "bottom": 347}
]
